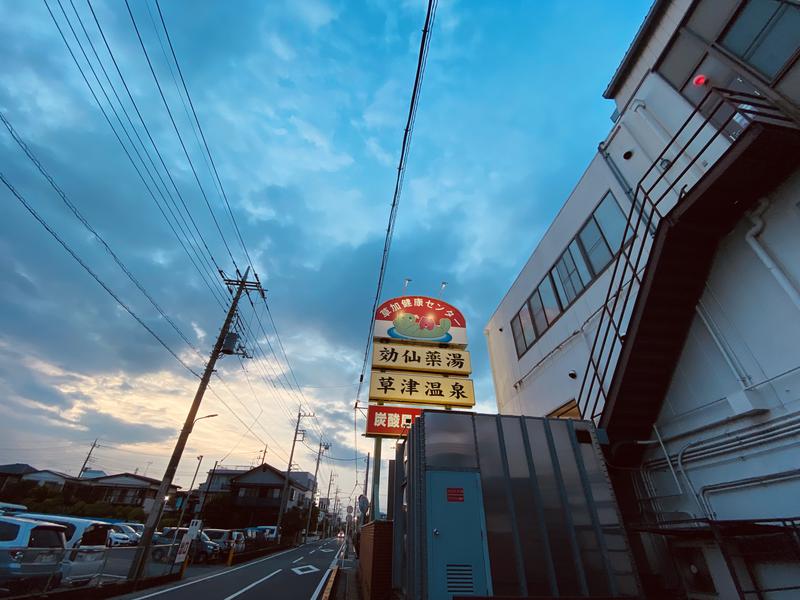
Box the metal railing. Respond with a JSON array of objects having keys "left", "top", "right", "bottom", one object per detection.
[
  {"left": 576, "top": 87, "right": 798, "bottom": 422},
  {"left": 0, "top": 542, "right": 184, "bottom": 599}
]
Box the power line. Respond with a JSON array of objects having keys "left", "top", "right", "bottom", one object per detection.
[
  {"left": 0, "top": 111, "right": 204, "bottom": 364},
  {"left": 351, "top": 0, "right": 438, "bottom": 468},
  {"left": 154, "top": 0, "right": 255, "bottom": 270},
  {"left": 0, "top": 171, "right": 199, "bottom": 377},
  {"left": 44, "top": 0, "right": 228, "bottom": 310},
  {"left": 124, "top": 0, "right": 239, "bottom": 271},
  {"left": 81, "top": 0, "right": 230, "bottom": 305}
]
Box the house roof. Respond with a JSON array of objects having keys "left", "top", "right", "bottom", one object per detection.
[
  {"left": 230, "top": 463, "right": 310, "bottom": 492},
  {"left": 87, "top": 472, "right": 180, "bottom": 489},
  {"left": 0, "top": 463, "right": 37, "bottom": 476},
  {"left": 22, "top": 469, "right": 75, "bottom": 480},
  {"left": 603, "top": 0, "right": 670, "bottom": 99}
]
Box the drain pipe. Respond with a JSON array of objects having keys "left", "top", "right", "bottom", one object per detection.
[{"left": 746, "top": 198, "right": 800, "bottom": 311}]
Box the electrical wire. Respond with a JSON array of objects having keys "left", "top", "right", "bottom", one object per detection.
[
  {"left": 351, "top": 0, "right": 438, "bottom": 471},
  {"left": 0, "top": 111, "right": 205, "bottom": 365},
  {"left": 154, "top": 0, "right": 254, "bottom": 270},
  {"left": 124, "top": 0, "right": 239, "bottom": 271},
  {"left": 0, "top": 171, "right": 200, "bottom": 377}
]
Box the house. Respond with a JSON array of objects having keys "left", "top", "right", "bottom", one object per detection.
[
  {"left": 20, "top": 470, "right": 75, "bottom": 489},
  {"left": 486, "top": 0, "right": 800, "bottom": 597},
  {"left": 228, "top": 463, "right": 312, "bottom": 525},
  {"left": 0, "top": 463, "right": 37, "bottom": 492},
  {"left": 78, "top": 473, "right": 178, "bottom": 513}
]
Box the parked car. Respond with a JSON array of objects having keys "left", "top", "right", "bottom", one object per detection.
[
  {"left": 154, "top": 528, "right": 220, "bottom": 564},
  {"left": 120, "top": 522, "right": 144, "bottom": 539},
  {"left": 107, "top": 524, "right": 138, "bottom": 547},
  {"left": 203, "top": 529, "right": 245, "bottom": 554},
  {"left": 16, "top": 514, "right": 111, "bottom": 586},
  {"left": 0, "top": 515, "right": 66, "bottom": 596}
]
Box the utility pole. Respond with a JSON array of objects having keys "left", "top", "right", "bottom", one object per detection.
[
  {"left": 276, "top": 409, "right": 313, "bottom": 539},
  {"left": 78, "top": 439, "right": 97, "bottom": 478},
  {"left": 171, "top": 456, "right": 203, "bottom": 548},
  {"left": 198, "top": 459, "right": 219, "bottom": 520},
  {"left": 130, "top": 268, "right": 262, "bottom": 580},
  {"left": 323, "top": 472, "right": 335, "bottom": 538},
  {"left": 260, "top": 444, "right": 268, "bottom": 465},
  {"left": 360, "top": 453, "right": 370, "bottom": 527},
  {"left": 303, "top": 441, "right": 329, "bottom": 543}
]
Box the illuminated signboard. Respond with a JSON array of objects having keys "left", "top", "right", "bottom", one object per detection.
[
  {"left": 373, "top": 296, "right": 467, "bottom": 347},
  {"left": 365, "top": 405, "right": 422, "bottom": 438},
  {"left": 371, "top": 342, "right": 471, "bottom": 376},
  {"left": 368, "top": 371, "right": 475, "bottom": 408}
]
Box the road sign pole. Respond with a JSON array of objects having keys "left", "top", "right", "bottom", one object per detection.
[{"left": 370, "top": 437, "right": 381, "bottom": 521}]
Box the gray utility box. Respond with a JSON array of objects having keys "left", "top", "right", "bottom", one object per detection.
[{"left": 391, "top": 410, "right": 640, "bottom": 599}]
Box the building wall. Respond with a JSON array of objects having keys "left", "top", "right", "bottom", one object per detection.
[
  {"left": 487, "top": 1, "right": 800, "bottom": 595},
  {"left": 641, "top": 170, "right": 800, "bottom": 521}
]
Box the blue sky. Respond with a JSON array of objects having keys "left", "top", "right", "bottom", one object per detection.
[{"left": 0, "top": 0, "right": 651, "bottom": 500}]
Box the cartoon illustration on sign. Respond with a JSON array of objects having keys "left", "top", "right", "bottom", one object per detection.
[
  {"left": 374, "top": 296, "right": 467, "bottom": 346},
  {"left": 392, "top": 313, "right": 451, "bottom": 340}
]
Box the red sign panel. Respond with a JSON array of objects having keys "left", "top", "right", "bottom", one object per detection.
[
  {"left": 365, "top": 405, "right": 422, "bottom": 438},
  {"left": 447, "top": 487, "right": 464, "bottom": 502}
]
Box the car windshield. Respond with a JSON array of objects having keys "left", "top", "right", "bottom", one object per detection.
[
  {"left": 117, "top": 524, "right": 136, "bottom": 536},
  {"left": 29, "top": 527, "right": 64, "bottom": 548},
  {"left": 204, "top": 530, "right": 225, "bottom": 540}
]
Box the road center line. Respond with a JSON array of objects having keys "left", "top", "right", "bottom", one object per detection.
[
  {"left": 222, "top": 569, "right": 281, "bottom": 600},
  {"left": 292, "top": 555, "right": 304, "bottom": 563},
  {"left": 130, "top": 547, "right": 296, "bottom": 599}
]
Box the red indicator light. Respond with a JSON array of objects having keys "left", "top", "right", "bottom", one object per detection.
[{"left": 693, "top": 74, "right": 708, "bottom": 87}]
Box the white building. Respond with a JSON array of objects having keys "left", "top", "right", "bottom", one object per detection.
[{"left": 486, "top": 0, "right": 800, "bottom": 597}]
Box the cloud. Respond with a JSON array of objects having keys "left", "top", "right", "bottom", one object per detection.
[{"left": 288, "top": 0, "right": 337, "bottom": 31}]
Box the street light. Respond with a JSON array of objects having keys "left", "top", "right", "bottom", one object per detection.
[{"left": 193, "top": 414, "right": 218, "bottom": 427}]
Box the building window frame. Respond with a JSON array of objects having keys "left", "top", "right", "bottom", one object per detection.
[{"left": 510, "top": 190, "right": 631, "bottom": 360}]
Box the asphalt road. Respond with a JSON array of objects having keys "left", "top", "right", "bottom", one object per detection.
[{"left": 116, "top": 538, "right": 344, "bottom": 600}]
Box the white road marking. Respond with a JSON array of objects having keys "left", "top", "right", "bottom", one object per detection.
[
  {"left": 310, "top": 543, "right": 346, "bottom": 600},
  {"left": 291, "top": 564, "right": 320, "bottom": 575},
  {"left": 129, "top": 547, "right": 296, "bottom": 599},
  {"left": 222, "top": 569, "right": 281, "bottom": 600},
  {"left": 310, "top": 549, "right": 316, "bottom": 554},
  {"left": 320, "top": 548, "right": 334, "bottom": 553},
  {"left": 292, "top": 556, "right": 304, "bottom": 563}
]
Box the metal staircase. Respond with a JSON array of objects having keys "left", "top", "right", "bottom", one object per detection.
[{"left": 576, "top": 87, "right": 800, "bottom": 442}]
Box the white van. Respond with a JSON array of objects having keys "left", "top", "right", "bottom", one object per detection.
[{"left": 17, "top": 514, "right": 111, "bottom": 586}]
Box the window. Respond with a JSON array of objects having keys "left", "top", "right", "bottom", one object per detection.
[
  {"left": 509, "top": 192, "right": 628, "bottom": 359},
  {"left": 547, "top": 399, "right": 582, "bottom": 420},
  {"left": 552, "top": 243, "right": 591, "bottom": 306},
  {"left": 0, "top": 522, "right": 19, "bottom": 542},
  {"left": 593, "top": 192, "right": 628, "bottom": 252},
  {"left": 511, "top": 315, "right": 526, "bottom": 357},
  {"left": 578, "top": 218, "right": 613, "bottom": 274},
  {"left": 29, "top": 527, "right": 64, "bottom": 548},
  {"left": 722, "top": 0, "right": 800, "bottom": 79},
  {"left": 578, "top": 193, "right": 627, "bottom": 275},
  {"left": 518, "top": 305, "right": 536, "bottom": 346},
  {"left": 289, "top": 489, "right": 296, "bottom": 501}
]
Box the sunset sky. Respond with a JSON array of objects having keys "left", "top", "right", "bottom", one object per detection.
[{"left": 0, "top": 0, "right": 650, "bottom": 506}]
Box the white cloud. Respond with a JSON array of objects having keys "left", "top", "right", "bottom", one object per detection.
[
  {"left": 365, "top": 137, "right": 393, "bottom": 166},
  {"left": 268, "top": 34, "right": 296, "bottom": 61},
  {"left": 288, "top": 0, "right": 337, "bottom": 30}
]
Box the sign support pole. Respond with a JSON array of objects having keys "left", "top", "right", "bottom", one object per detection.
[{"left": 370, "top": 437, "right": 381, "bottom": 521}]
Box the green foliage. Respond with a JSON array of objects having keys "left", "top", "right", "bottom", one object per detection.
[{"left": 2, "top": 483, "right": 148, "bottom": 522}]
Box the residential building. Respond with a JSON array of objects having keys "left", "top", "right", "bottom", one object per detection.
[
  {"left": 20, "top": 469, "right": 74, "bottom": 489},
  {"left": 79, "top": 473, "right": 179, "bottom": 512},
  {"left": 229, "top": 464, "right": 312, "bottom": 524},
  {"left": 486, "top": 0, "right": 800, "bottom": 597},
  {"left": 0, "top": 463, "right": 37, "bottom": 492}
]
